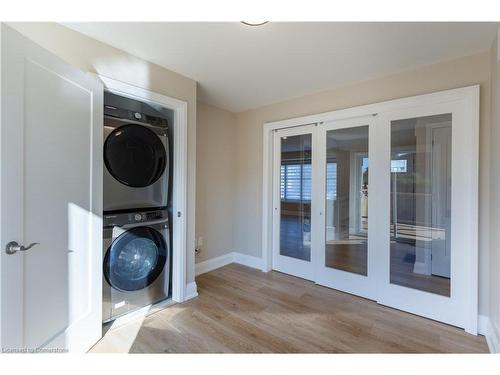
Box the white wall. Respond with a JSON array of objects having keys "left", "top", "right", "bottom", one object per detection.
[
  {"left": 489, "top": 31, "right": 500, "bottom": 347},
  {"left": 233, "top": 51, "right": 492, "bottom": 315},
  {"left": 196, "top": 102, "right": 236, "bottom": 263},
  {"left": 7, "top": 23, "right": 199, "bottom": 285}
]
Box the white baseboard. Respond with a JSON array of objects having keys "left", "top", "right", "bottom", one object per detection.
[
  {"left": 195, "top": 253, "right": 234, "bottom": 275},
  {"left": 478, "top": 314, "right": 489, "bottom": 336},
  {"left": 185, "top": 281, "right": 198, "bottom": 301},
  {"left": 195, "top": 252, "right": 263, "bottom": 276},
  {"left": 478, "top": 314, "right": 500, "bottom": 353},
  {"left": 233, "top": 252, "right": 263, "bottom": 269},
  {"left": 486, "top": 319, "right": 500, "bottom": 353}
]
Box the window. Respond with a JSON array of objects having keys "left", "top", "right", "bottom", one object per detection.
[
  {"left": 391, "top": 159, "right": 407, "bottom": 173},
  {"left": 280, "top": 164, "right": 311, "bottom": 201},
  {"left": 326, "top": 162, "right": 337, "bottom": 200},
  {"left": 280, "top": 162, "right": 338, "bottom": 201}
]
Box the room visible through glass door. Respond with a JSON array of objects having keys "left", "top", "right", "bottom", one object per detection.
[
  {"left": 376, "top": 101, "right": 475, "bottom": 331},
  {"left": 389, "top": 113, "right": 452, "bottom": 297},
  {"left": 272, "top": 125, "right": 317, "bottom": 280},
  {"left": 315, "top": 117, "right": 376, "bottom": 300}
]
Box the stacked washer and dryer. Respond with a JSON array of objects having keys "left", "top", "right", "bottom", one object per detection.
[{"left": 102, "top": 93, "right": 172, "bottom": 323}]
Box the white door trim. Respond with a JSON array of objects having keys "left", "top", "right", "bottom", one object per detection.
[
  {"left": 262, "top": 85, "right": 479, "bottom": 333},
  {"left": 95, "top": 75, "right": 189, "bottom": 303}
]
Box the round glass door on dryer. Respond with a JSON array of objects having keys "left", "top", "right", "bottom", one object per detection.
[{"left": 103, "top": 113, "right": 169, "bottom": 212}]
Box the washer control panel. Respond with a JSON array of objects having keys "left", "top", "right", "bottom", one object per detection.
[{"left": 104, "top": 209, "right": 168, "bottom": 227}]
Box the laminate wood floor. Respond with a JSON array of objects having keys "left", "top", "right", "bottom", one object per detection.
[{"left": 90, "top": 264, "right": 488, "bottom": 353}]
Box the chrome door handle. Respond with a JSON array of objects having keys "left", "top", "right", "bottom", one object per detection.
[{"left": 5, "top": 241, "right": 40, "bottom": 255}]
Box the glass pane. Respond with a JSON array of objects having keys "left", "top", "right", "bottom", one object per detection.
[
  {"left": 105, "top": 227, "right": 167, "bottom": 292},
  {"left": 325, "top": 126, "right": 369, "bottom": 276},
  {"left": 279, "top": 134, "right": 312, "bottom": 261},
  {"left": 390, "top": 113, "right": 451, "bottom": 297}
]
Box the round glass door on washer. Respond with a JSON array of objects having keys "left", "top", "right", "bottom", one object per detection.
[
  {"left": 103, "top": 106, "right": 169, "bottom": 212},
  {"left": 102, "top": 209, "right": 170, "bottom": 322}
]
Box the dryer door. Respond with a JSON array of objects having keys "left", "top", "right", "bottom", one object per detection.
[
  {"left": 104, "top": 226, "right": 167, "bottom": 291},
  {"left": 104, "top": 123, "right": 167, "bottom": 188}
]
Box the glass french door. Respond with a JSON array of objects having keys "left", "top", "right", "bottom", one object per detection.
[
  {"left": 315, "top": 117, "right": 377, "bottom": 300},
  {"left": 376, "top": 101, "right": 474, "bottom": 331},
  {"left": 271, "top": 96, "right": 477, "bottom": 332},
  {"left": 272, "top": 125, "right": 318, "bottom": 280}
]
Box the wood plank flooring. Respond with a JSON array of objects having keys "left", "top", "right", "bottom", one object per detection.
[{"left": 90, "top": 264, "right": 488, "bottom": 353}]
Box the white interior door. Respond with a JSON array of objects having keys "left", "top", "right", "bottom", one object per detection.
[
  {"left": 376, "top": 101, "right": 477, "bottom": 333},
  {"left": 315, "top": 117, "right": 377, "bottom": 300},
  {"left": 272, "top": 125, "right": 318, "bottom": 280},
  {"left": 0, "top": 24, "right": 103, "bottom": 352}
]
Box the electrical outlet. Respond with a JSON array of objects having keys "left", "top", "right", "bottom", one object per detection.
[{"left": 195, "top": 236, "right": 203, "bottom": 255}]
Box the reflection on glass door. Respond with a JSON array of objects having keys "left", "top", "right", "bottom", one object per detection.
[
  {"left": 390, "top": 113, "right": 452, "bottom": 297},
  {"left": 325, "top": 126, "right": 369, "bottom": 276},
  {"left": 279, "top": 133, "right": 312, "bottom": 261}
]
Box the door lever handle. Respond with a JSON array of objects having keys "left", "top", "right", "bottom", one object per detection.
[{"left": 5, "top": 241, "right": 40, "bottom": 255}]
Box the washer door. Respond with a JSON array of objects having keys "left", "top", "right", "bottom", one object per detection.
[
  {"left": 104, "top": 226, "right": 167, "bottom": 292},
  {"left": 104, "top": 124, "right": 167, "bottom": 188}
]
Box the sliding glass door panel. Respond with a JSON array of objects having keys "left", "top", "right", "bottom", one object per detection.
[
  {"left": 315, "top": 117, "right": 376, "bottom": 300},
  {"left": 325, "top": 126, "right": 369, "bottom": 276},
  {"left": 272, "top": 125, "right": 317, "bottom": 280},
  {"left": 390, "top": 114, "right": 452, "bottom": 297},
  {"left": 377, "top": 97, "right": 477, "bottom": 333}
]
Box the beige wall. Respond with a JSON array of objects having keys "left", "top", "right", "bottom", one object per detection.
[
  {"left": 233, "top": 51, "right": 492, "bottom": 315},
  {"left": 489, "top": 34, "right": 500, "bottom": 341},
  {"left": 7, "top": 22, "right": 496, "bottom": 321},
  {"left": 8, "top": 23, "right": 199, "bottom": 284},
  {"left": 196, "top": 102, "right": 236, "bottom": 263}
]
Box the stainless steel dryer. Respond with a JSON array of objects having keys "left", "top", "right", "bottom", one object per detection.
[
  {"left": 103, "top": 106, "right": 169, "bottom": 212},
  {"left": 102, "top": 209, "right": 170, "bottom": 322}
]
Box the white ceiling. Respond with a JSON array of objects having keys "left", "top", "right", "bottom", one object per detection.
[{"left": 64, "top": 22, "right": 498, "bottom": 112}]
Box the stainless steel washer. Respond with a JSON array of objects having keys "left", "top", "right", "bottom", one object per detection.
[
  {"left": 103, "top": 106, "right": 169, "bottom": 212},
  {"left": 102, "top": 209, "right": 170, "bottom": 322}
]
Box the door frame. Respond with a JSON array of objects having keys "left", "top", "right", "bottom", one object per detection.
[
  {"left": 92, "top": 75, "right": 189, "bottom": 303},
  {"left": 262, "top": 85, "right": 479, "bottom": 334}
]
